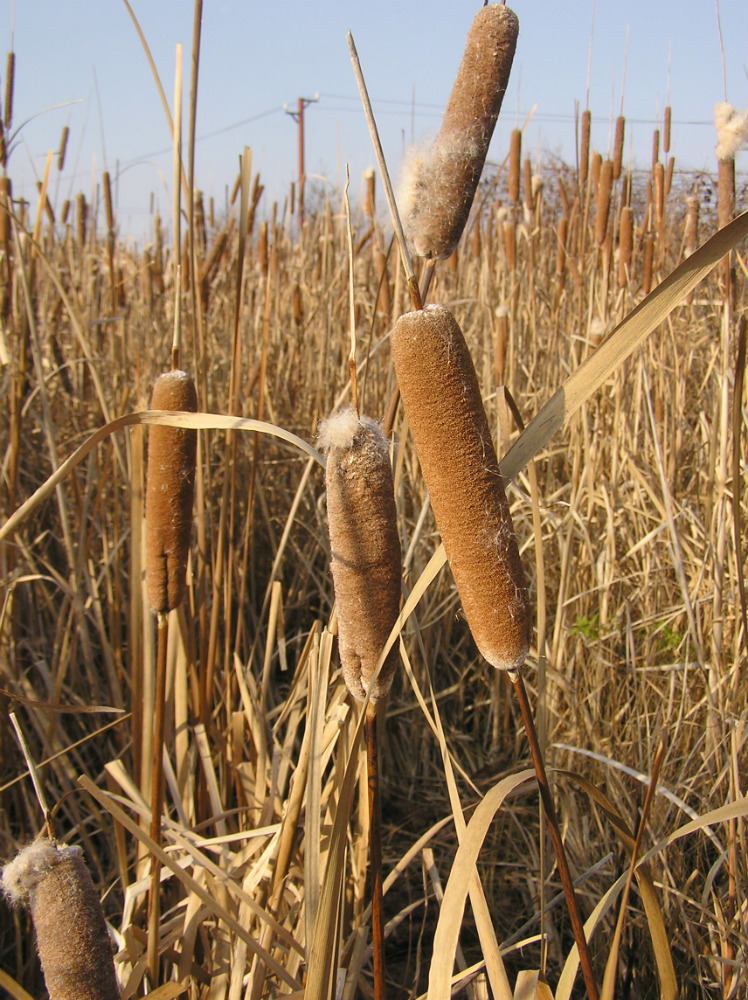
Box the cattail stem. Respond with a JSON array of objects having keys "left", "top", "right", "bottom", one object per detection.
[
  {"left": 509, "top": 669, "right": 599, "bottom": 1000},
  {"left": 147, "top": 611, "right": 169, "bottom": 984},
  {"left": 365, "top": 707, "right": 386, "bottom": 1000}
]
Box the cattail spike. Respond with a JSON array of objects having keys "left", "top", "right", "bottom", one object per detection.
[
  {"left": 145, "top": 370, "right": 198, "bottom": 614},
  {"left": 320, "top": 410, "right": 401, "bottom": 703},
  {"left": 2, "top": 840, "right": 119, "bottom": 1000},
  {"left": 399, "top": 4, "right": 519, "bottom": 259},
  {"left": 391, "top": 305, "right": 531, "bottom": 671}
]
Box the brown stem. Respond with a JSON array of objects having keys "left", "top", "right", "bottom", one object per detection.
[
  {"left": 510, "top": 669, "right": 599, "bottom": 1000},
  {"left": 365, "top": 705, "right": 386, "bottom": 1000},
  {"left": 147, "top": 612, "right": 169, "bottom": 985}
]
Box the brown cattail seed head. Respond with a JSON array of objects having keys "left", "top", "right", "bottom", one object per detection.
[
  {"left": 612, "top": 115, "right": 625, "bottom": 180},
  {"left": 684, "top": 195, "right": 699, "bottom": 257},
  {"left": 145, "top": 370, "right": 198, "bottom": 614},
  {"left": 57, "top": 125, "right": 69, "bottom": 172},
  {"left": 579, "top": 109, "right": 591, "bottom": 185},
  {"left": 0, "top": 175, "right": 11, "bottom": 247},
  {"left": 320, "top": 411, "right": 401, "bottom": 703},
  {"left": 399, "top": 4, "right": 519, "bottom": 259},
  {"left": 75, "top": 192, "right": 87, "bottom": 248},
  {"left": 1, "top": 840, "right": 119, "bottom": 1000},
  {"left": 508, "top": 128, "right": 521, "bottom": 203},
  {"left": 663, "top": 106, "right": 672, "bottom": 154},
  {"left": 391, "top": 305, "right": 531, "bottom": 671}
]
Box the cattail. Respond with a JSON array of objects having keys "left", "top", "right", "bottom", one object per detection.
[
  {"left": 57, "top": 126, "right": 69, "bottom": 172},
  {"left": 555, "top": 214, "right": 568, "bottom": 279},
  {"left": 594, "top": 158, "right": 613, "bottom": 246},
  {"left": 102, "top": 171, "right": 114, "bottom": 236},
  {"left": 621, "top": 169, "right": 632, "bottom": 208},
  {"left": 4, "top": 51, "right": 15, "bottom": 133},
  {"left": 612, "top": 115, "right": 625, "bottom": 180},
  {"left": 292, "top": 283, "right": 303, "bottom": 328},
  {"left": 590, "top": 151, "right": 602, "bottom": 193},
  {"left": 364, "top": 166, "right": 376, "bottom": 220},
  {"left": 0, "top": 175, "right": 11, "bottom": 247},
  {"left": 579, "top": 109, "right": 591, "bottom": 185},
  {"left": 665, "top": 155, "right": 674, "bottom": 197},
  {"left": 502, "top": 218, "right": 516, "bottom": 270},
  {"left": 145, "top": 370, "right": 198, "bottom": 614},
  {"left": 60, "top": 198, "right": 70, "bottom": 225},
  {"left": 257, "top": 219, "right": 269, "bottom": 276},
  {"left": 75, "top": 192, "right": 87, "bottom": 248},
  {"left": 663, "top": 105, "right": 672, "bottom": 155},
  {"left": 684, "top": 195, "right": 699, "bottom": 257},
  {"left": 1, "top": 840, "right": 119, "bottom": 1000},
  {"left": 508, "top": 128, "right": 521, "bottom": 204},
  {"left": 319, "top": 410, "right": 401, "bottom": 704},
  {"left": 391, "top": 305, "right": 531, "bottom": 671},
  {"left": 399, "top": 4, "right": 518, "bottom": 259},
  {"left": 374, "top": 247, "right": 391, "bottom": 315},
  {"left": 653, "top": 161, "right": 665, "bottom": 230}
]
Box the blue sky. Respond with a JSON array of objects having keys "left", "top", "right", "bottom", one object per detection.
[{"left": 5, "top": 1, "right": 748, "bottom": 242}]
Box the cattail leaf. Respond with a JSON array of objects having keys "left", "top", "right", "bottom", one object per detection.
[
  {"left": 0, "top": 413, "right": 323, "bottom": 544},
  {"left": 513, "top": 971, "right": 555, "bottom": 999},
  {"left": 143, "top": 984, "right": 190, "bottom": 1000},
  {"left": 557, "top": 771, "right": 677, "bottom": 1000},
  {"left": 305, "top": 707, "right": 368, "bottom": 1000},
  {"left": 426, "top": 769, "right": 535, "bottom": 1000},
  {"left": 501, "top": 209, "right": 748, "bottom": 483},
  {"left": 0, "top": 969, "right": 35, "bottom": 1000},
  {"left": 77, "top": 775, "right": 302, "bottom": 991}
]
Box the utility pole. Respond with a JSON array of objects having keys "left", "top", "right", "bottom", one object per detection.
[{"left": 285, "top": 94, "right": 318, "bottom": 226}]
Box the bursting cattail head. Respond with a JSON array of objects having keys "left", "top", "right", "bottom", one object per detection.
[
  {"left": 391, "top": 305, "right": 531, "bottom": 671},
  {"left": 2, "top": 840, "right": 119, "bottom": 1000},
  {"left": 399, "top": 4, "right": 518, "bottom": 259},
  {"left": 714, "top": 102, "right": 748, "bottom": 161},
  {"left": 145, "top": 370, "right": 198, "bottom": 615},
  {"left": 319, "top": 410, "right": 401, "bottom": 704}
]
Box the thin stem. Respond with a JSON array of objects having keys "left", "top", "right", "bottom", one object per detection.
[
  {"left": 347, "top": 31, "right": 421, "bottom": 312},
  {"left": 510, "top": 668, "right": 599, "bottom": 1000},
  {"left": 365, "top": 706, "right": 386, "bottom": 1000},
  {"left": 147, "top": 612, "right": 169, "bottom": 985}
]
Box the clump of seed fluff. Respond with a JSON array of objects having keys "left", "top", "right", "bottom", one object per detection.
[
  {"left": 398, "top": 4, "right": 519, "bottom": 260},
  {"left": 1, "top": 840, "right": 120, "bottom": 1000},
  {"left": 319, "top": 409, "right": 402, "bottom": 703},
  {"left": 145, "top": 370, "right": 198, "bottom": 614},
  {"left": 391, "top": 304, "right": 531, "bottom": 670}
]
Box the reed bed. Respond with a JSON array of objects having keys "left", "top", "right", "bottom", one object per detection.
[{"left": 1, "top": 64, "right": 748, "bottom": 1000}]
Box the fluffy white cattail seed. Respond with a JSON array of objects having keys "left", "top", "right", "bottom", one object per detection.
[
  {"left": 391, "top": 305, "right": 531, "bottom": 670},
  {"left": 714, "top": 102, "right": 748, "bottom": 161},
  {"left": 145, "top": 370, "right": 198, "bottom": 614},
  {"left": 319, "top": 410, "right": 401, "bottom": 703},
  {"left": 399, "top": 4, "right": 519, "bottom": 259},
  {"left": 1, "top": 840, "right": 119, "bottom": 1000}
]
